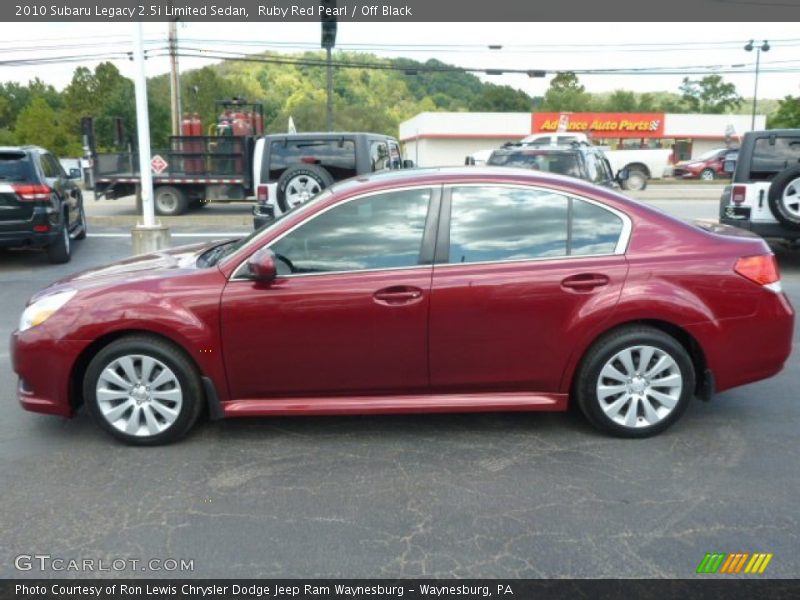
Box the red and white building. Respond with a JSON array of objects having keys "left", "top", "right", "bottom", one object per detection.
[{"left": 399, "top": 111, "right": 766, "bottom": 167}]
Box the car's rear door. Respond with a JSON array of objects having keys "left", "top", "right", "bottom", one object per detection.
[
  {"left": 221, "top": 186, "right": 440, "bottom": 399},
  {"left": 428, "top": 184, "right": 630, "bottom": 394}
]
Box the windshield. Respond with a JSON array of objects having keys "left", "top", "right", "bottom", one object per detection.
[{"left": 196, "top": 188, "right": 335, "bottom": 268}]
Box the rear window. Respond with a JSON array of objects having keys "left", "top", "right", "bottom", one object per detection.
[
  {"left": 268, "top": 139, "right": 356, "bottom": 181},
  {"left": 749, "top": 136, "right": 800, "bottom": 180},
  {"left": 0, "top": 152, "right": 33, "bottom": 181}
]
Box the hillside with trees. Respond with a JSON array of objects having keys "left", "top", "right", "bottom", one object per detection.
[{"left": 0, "top": 51, "right": 794, "bottom": 157}]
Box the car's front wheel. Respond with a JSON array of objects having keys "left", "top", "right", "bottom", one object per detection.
[
  {"left": 575, "top": 326, "right": 695, "bottom": 438},
  {"left": 83, "top": 336, "right": 203, "bottom": 445}
]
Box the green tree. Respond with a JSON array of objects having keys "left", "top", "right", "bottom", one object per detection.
[
  {"left": 469, "top": 84, "right": 532, "bottom": 112},
  {"left": 679, "top": 75, "right": 742, "bottom": 114},
  {"left": 14, "top": 96, "right": 78, "bottom": 155},
  {"left": 605, "top": 90, "right": 638, "bottom": 112},
  {"left": 540, "top": 72, "right": 593, "bottom": 112},
  {"left": 768, "top": 95, "right": 800, "bottom": 128}
]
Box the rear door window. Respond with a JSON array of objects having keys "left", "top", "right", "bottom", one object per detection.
[{"left": 370, "top": 141, "right": 389, "bottom": 172}]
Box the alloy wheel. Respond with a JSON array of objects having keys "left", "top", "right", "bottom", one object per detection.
[
  {"left": 95, "top": 354, "right": 183, "bottom": 437},
  {"left": 285, "top": 175, "right": 322, "bottom": 208},
  {"left": 596, "top": 345, "right": 683, "bottom": 429},
  {"left": 781, "top": 177, "right": 800, "bottom": 220}
]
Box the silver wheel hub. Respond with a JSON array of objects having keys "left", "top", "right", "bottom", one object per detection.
[
  {"left": 596, "top": 345, "right": 682, "bottom": 429},
  {"left": 286, "top": 176, "right": 321, "bottom": 208},
  {"left": 96, "top": 354, "right": 183, "bottom": 437},
  {"left": 781, "top": 177, "right": 800, "bottom": 218}
]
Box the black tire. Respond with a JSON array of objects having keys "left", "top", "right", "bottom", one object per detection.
[
  {"left": 74, "top": 199, "right": 87, "bottom": 240},
  {"left": 768, "top": 166, "right": 800, "bottom": 230},
  {"left": 700, "top": 168, "right": 716, "bottom": 181},
  {"left": 46, "top": 217, "right": 71, "bottom": 264},
  {"left": 622, "top": 168, "right": 648, "bottom": 191},
  {"left": 277, "top": 164, "right": 335, "bottom": 212},
  {"left": 83, "top": 335, "right": 204, "bottom": 446},
  {"left": 575, "top": 326, "right": 695, "bottom": 438},
  {"left": 154, "top": 185, "right": 188, "bottom": 216}
]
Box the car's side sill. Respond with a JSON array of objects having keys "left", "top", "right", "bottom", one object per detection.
[{"left": 221, "top": 392, "right": 568, "bottom": 418}]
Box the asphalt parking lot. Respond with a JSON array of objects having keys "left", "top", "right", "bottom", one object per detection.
[{"left": 1, "top": 190, "right": 798, "bottom": 578}]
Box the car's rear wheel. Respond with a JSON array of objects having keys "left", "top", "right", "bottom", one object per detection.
[
  {"left": 576, "top": 326, "right": 694, "bottom": 438},
  {"left": 700, "top": 168, "right": 715, "bottom": 181},
  {"left": 622, "top": 169, "right": 648, "bottom": 191},
  {"left": 154, "top": 185, "right": 188, "bottom": 216},
  {"left": 84, "top": 336, "right": 203, "bottom": 445},
  {"left": 46, "top": 219, "right": 71, "bottom": 264}
]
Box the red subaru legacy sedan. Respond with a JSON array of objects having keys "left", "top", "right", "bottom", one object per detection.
[{"left": 11, "top": 168, "right": 795, "bottom": 445}]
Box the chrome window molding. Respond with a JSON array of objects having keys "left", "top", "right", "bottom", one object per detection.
[{"left": 230, "top": 181, "right": 633, "bottom": 281}]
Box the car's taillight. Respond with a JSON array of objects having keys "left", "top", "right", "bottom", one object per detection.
[
  {"left": 731, "top": 184, "right": 747, "bottom": 205},
  {"left": 735, "top": 255, "right": 781, "bottom": 292},
  {"left": 13, "top": 184, "right": 52, "bottom": 201},
  {"left": 256, "top": 184, "right": 269, "bottom": 204}
]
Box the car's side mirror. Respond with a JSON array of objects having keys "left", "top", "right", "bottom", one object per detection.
[
  {"left": 723, "top": 160, "right": 736, "bottom": 174},
  {"left": 247, "top": 248, "right": 277, "bottom": 283},
  {"left": 69, "top": 168, "right": 81, "bottom": 179},
  {"left": 403, "top": 159, "right": 415, "bottom": 169},
  {"left": 616, "top": 167, "right": 629, "bottom": 182}
]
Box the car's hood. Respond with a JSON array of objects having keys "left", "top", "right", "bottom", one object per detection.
[{"left": 31, "top": 240, "right": 232, "bottom": 302}]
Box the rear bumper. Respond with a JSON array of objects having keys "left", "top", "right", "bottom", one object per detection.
[
  {"left": 686, "top": 290, "right": 795, "bottom": 393},
  {"left": 10, "top": 330, "right": 88, "bottom": 418},
  {"left": 719, "top": 215, "right": 800, "bottom": 241},
  {"left": 0, "top": 229, "right": 59, "bottom": 248}
]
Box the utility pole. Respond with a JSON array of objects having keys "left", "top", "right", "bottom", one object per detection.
[
  {"left": 320, "top": 1, "right": 337, "bottom": 131},
  {"left": 131, "top": 22, "right": 170, "bottom": 255},
  {"left": 168, "top": 20, "right": 182, "bottom": 136}
]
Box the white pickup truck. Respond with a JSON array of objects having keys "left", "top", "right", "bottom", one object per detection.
[{"left": 519, "top": 133, "right": 673, "bottom": 191}]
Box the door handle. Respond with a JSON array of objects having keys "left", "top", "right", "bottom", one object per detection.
[
  {"left": 561, "top": 273, "right": 610, "bottom": 292},
  {"left": 373, "top": 286, "right": 424, "bottom": 305}
]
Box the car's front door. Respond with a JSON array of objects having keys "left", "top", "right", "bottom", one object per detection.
[
  {"left": 221, "top": 186, "right": 439, "bottom": 399},
  {"left": 429, "top": 184, "right": 630, "bottom": 394}
]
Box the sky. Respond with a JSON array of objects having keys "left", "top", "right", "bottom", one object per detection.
[{"left": 1, "top": 21, "right": 799, "bottom": 102}]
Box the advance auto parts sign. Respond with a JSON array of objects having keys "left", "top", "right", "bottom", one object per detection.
[{"left": 532, "top": 112, "right": 665, "bottom": 138}]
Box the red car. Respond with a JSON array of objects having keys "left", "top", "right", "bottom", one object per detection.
[
  {"left": 672, "top": 148, "right": 737, "bottom": 180},
  {"left": 11, "top": 168, "right": 794, "bottom": 445}
]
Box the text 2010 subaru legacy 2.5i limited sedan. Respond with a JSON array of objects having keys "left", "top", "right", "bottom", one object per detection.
[{"left": 11, "top": 168, "right": 795, "bottom": 445}]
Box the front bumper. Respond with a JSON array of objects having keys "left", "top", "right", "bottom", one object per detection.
[{"left": 10, "top": 330, "right": 89, "bottom": 417}]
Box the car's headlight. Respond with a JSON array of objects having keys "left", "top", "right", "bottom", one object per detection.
[{"left": 18, "top": 290, "right": 77, "bottom": 332}]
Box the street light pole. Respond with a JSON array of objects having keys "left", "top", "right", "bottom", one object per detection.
[{"left": 745, "top": 40, "right": 770, "bottom": 131}]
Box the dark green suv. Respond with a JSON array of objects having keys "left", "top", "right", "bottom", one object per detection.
[{"left": 0, "top": 146, "right": 87, "bottom": 263}]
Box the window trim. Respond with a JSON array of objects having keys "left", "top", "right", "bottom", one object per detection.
[
  {"left": 436, "top": 183, "right": 632, "bottom": 268},
  {"left": 230, "top": 184, "right": 442, "bottom": 281}
]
